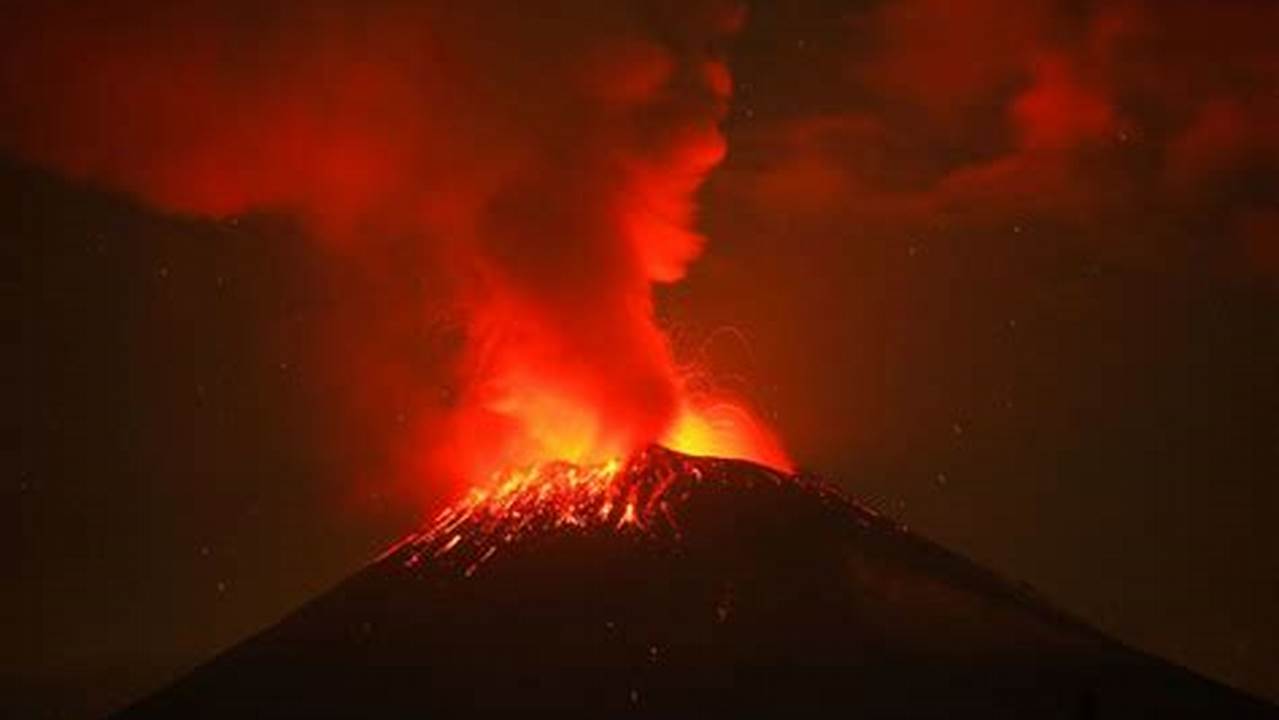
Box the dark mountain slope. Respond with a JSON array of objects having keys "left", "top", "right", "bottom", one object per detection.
[{"left": 117, "top": 446, "right": 1274, "bottom": 718}]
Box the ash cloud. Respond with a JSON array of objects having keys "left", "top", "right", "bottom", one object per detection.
[{"left": 1, "top": 0, "right": 758, "bottom": 485}]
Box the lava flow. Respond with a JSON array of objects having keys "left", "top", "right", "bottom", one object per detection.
[{"left": 383, "top": 445, "right": 798, "bottom": 581}]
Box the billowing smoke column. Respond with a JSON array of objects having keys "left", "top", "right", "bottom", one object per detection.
[{"left": 0, "top": 1, "right": 788, "bottom": 485}]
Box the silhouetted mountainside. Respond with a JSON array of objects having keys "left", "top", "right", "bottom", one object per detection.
[{"left": 116, "top": 447, "right": 1275, "bottom": 718}]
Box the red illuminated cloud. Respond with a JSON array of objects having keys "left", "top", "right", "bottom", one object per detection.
[
  {"left": 1, "top": 0, "right": 789, "bottom": 492},
  {"left": 732, "top": 0, "right": 1277, "bottom": 279},
  {"left": 856, "top": 0, "right": 1054, "bottom": 115}
]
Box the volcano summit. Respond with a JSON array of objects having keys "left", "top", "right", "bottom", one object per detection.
[{"left": 117, "top": 447, "right": 1272, "bottom": 718}]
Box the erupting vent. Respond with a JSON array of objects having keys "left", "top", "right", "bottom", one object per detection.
[{"left": 382, "top": 445, "right": 819, "bottom": 579}]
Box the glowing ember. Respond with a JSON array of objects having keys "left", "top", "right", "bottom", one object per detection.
[{"left": 381, "top": 445, "right": 799, "bottom": 578}]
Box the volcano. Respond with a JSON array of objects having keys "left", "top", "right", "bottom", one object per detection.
[{"left": 116, "top": 447, "right": 1272, "bottom": 718}]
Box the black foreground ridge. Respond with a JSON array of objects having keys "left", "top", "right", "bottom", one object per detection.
[{"left": 117, "top": 446, "right": 1275, "bottom": 718}]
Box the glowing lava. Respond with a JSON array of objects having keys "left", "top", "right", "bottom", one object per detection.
[{"left": 382, "top": 445, "right": 802, "bottom": 580}]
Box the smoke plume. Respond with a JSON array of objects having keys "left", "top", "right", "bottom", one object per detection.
[{"left": 1, "top": 0, "right": 787, "bottom": 486}]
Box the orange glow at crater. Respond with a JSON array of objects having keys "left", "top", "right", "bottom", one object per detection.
[
  {"left": 663, "top": 400, "right": 792, "bottom": 472},
  {"left": 432, "top": 367, "right": 792, "bottom": 494}
]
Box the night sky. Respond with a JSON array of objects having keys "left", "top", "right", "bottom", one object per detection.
[{"left": 9, "top": 1, "right": 1278, "bottom": 717}]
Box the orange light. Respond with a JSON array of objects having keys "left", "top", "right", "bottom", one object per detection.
[{"left": 663, "top": 400, "right": 792, "bottom": 472}]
